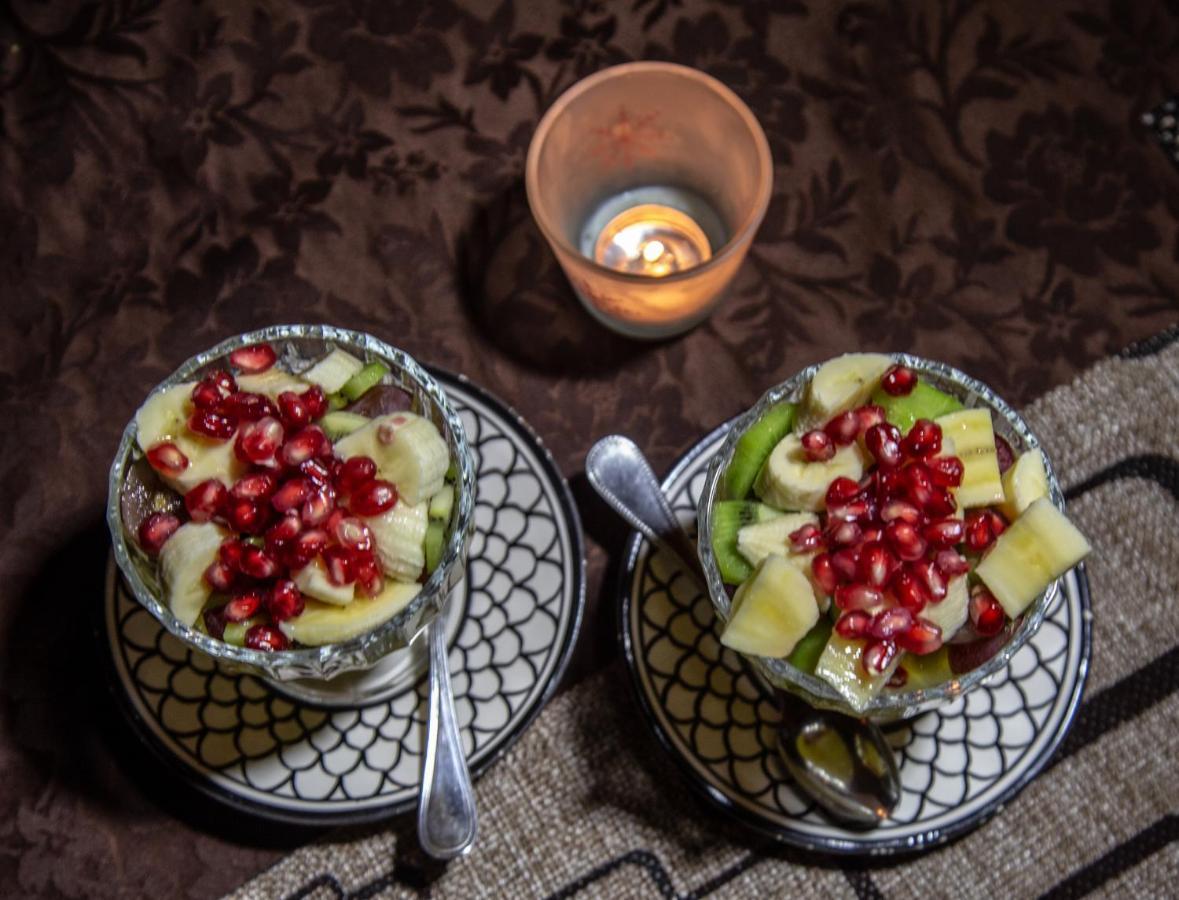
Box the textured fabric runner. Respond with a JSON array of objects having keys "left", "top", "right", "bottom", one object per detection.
[{"left": 231, "top": 330, "right": 1179, "bottom": 899}]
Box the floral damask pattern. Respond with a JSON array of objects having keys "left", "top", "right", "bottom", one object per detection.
[{"left": 2, "top": 0, "right": 1179, "bottom": 897}]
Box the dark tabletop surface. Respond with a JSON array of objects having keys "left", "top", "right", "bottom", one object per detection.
[{"left": 2, "top": 0, "right": 1178, "bottom": 896}]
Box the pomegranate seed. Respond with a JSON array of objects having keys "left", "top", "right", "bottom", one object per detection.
[
  {"left": 801, "top": 429, "right": 835, "bottom": 462},
  {"left": 185, "top": 479, "right": 228, "bottom": 522},
  {"left": 888, "top": 667, "right": 909, "bottom": 688},
  {"left": 965, "top": 510, "right": 997, "bottom": 552},
  {"left": 928, "top": 455, "right": 965, "bottom": 488},
  {"left": 858, "top": 541, "right": 897, "bottom": 588},
  {"left": 969, "top": 587, "right": 1006, "bottom": 637},
  {"left": 280, "top": 427, "right": 326, "bottom": 467},
  {"left": 885, "top": 520, "right": 927, "bottom": 561},
  {"left": 204, "top": 560, "right": 236, "bottom": 592},
  {"left": 864, "top": 423, "right": 903, "bottom": 468},
  {"left": 301, "top": 385, "right": 328, "bottom": 420},
  {"left": 897, "top": 619, "right": 943, "bottom": 655},
  {"left": 227, "top": 496, "right": 270, "bottom": 534},
  {"left": 910, "top": 560, "right": 947, "bottom": 602},
  {"left": 870, "top": 606, "right": 914, "bottom": 640},
  {"left": 350, "top": 479, "right": 398, "bottom": 516},
  {"left": 231, "top": 472, "right": 278, "bottom": 501},
  {"left": 188, "top": 409, "right": 237, "bottom": 440},
  {"left": 302, "top": 484, "right": 336, "bottom": 526},
  {"left": 860, "top": 525, "right": 883, "bottom": 544},
  {"left": 835, "top": 610, "right": 872, "bottom": 639},
  {"left": 137, "top": 512, "right": 180, "bottom": 555},
  {"left": 834, "top": 583, "right": 883, "bottom": 611},
  {"left": 830, "top": 546, "right": 861, "bottom": 582},
  {"left": 245, "top": 623, "right": 288, "bottom": 652},
  {"left": 862, "top": 640, "right": 898, "bottom": 674},
  {"left": 336, "top": 455, "right": 378, "bottom": 493},
  {"left": 812, "top": 553, "right": 838, "bottom": 595},
  {"left": 881, "top": 499, "right": 922, "bottom": 524},
  {"left": 995, "top": 434, "right": 1016, "bottom": 473},
  {"left": 827, "top": 520, "right": 862, "bottom": 547},
  {"left": 891, "top": 569, "right": 929, "bottom": 612},
  {"left": 881, "top": 364, "right": 917, "bottom": 396},
  {"left": 219, "top": 538, "right": 246, "bottom": 571},
  {"left": 240, "top": 545, "right": 279, "bottom": 580},
  {"left": 203, "top": 607, "right": 227, "bottom": 640},
  {"left": 209, "top": 368, "right": 237, "bottom": 394},
  {"left": 267, "top": 579, "right": 305, "bottom": 622},
  {"left": 271, "top": 477, "right": 312, "bottom": 513},
  {"left": 354, "top": 554, "right": 384, "bottom": 597},
  {"left": 854, "top": 404, "right": 886, "bottom": 434},
  {"left": 825, "top": 410, "right": 861, "bottom": 446},
  {"left": 789, "top": 523, "right": 823, "bottom": 553},
  {"left": 902, "top": 419, "right": 942, "bottom": 459},
  {"left": 332, "top": 516, "right": 374, "bottom": 552},
  {"left": 235, "top": 416, "right": 284, "bottom": 466},
  {"left": 323, "top": 545, "right": 356, "bottom": 585},
  {"left": 986, "top": 510, "right": 1008, "bottom": 538},
  {"left": 902, "top": 462, "right": 937, "bottom": 509},
  {"left": 191, "top": 379, "right": 223, "bottom": 410},
  {"left": 265, "top": 513, "right": 302, "bottom": 554},
  {"left": 827, "top": 497, "right": 875, "bottom": 524},
  {"left": 277, "top": 391, "right": 310, "bottom": 431},
  {"left": 925, "top": 488, "right": 957, "bottom": 518},
  {"left": 300, "top": 458, "right": 333, "bottom": 486},
  {"left": 224, "top": 590, "right": 264, "bottom": 622},
  {"left": 284, "top": 528, "right": 328, "bottom": 569},
  {"left": 146, "top": 441, "right": 189, "bottom": 476},
  {"left": 825, "top": 477, "right": 861, "bottom": 508},
  {"left": 876, "top": 468, "right": 904, "bottom": 501},
  {"left": 935, "top": 548, "right": 971, "bottom": 577},
  {"left": 230, "top": 343, "right": 277, "bottom": 373},
  {"left": 220, "top": 391, "right": 276, "bottom": 422},
  {"left": 924, "top": 517, "right": 965, "bottom": 547}
]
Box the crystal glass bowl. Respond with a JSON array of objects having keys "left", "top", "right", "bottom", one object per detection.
[
  {"left": 107, "top": 324, "right": 476, "bottom": 683},
  {"left": 696, "top": 354, "right": 1066, "bottom": 721}
]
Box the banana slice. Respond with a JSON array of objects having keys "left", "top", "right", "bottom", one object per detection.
[
  {"left": 921, "top": 574, "right": 968, "bottom": 640},
  {"left": 279, "top": 579, "right": 420, "bottom": 646},
  {"left": 293, "top": 558, "right": 355, "bottom": 606},
  {"left": 235, "top": 368, "right": 308, "bottom": 399},
  {"left": 160, "top": 521, "right": 229, "bottom": 626},
  {"left": 999, "top": 450, "right": 1049, "bottom": 522},
  {"left": 334, "top": 413, "right": 449, "bottom": 505},
  {"left": 755, "top": 434, "right": 866, "bottom": 512},
  {"left": 796, "top": 353, "right": 892, "bottom": 433},
  {"left": 975, "top": 497, "right": 1090, "bottom": 618},
  {"left": 300, "top": 348, "right": 364, "bottom": 394},
  {"left": 165, "top": 435, "right": 248, "bottom": 494},
  {"left": 135, "top": 383, "right": 196, "bottom": 451},
  {"left": 935, "top": 408, "right": 1004, "bottom": 508},
  {"left": 736, "top": 512, "right": 830, "bottom": 610},
  {"left": 815, "top": 634, "right": 900, "bottom": 712},
  {"left": 365, "top": 499, "right": 429, "bottom": 581},
  {"left": 720, "top": 555, "right": 820, "bottom": 658}
]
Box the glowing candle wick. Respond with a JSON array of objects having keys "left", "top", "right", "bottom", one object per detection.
[{"left": 642, "top": 240, "right": 665, "bottom": 263}]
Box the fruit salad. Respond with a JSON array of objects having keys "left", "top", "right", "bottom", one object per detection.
[
  {"left": 120, "top": 340, "right": 459, "bottom": 653},
  {"left": 708, "top": 354, "right": 1090, "bottom": 712}
]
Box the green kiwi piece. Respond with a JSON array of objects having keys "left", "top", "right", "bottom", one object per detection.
[
  {"left": 424, "top": 521, "right": 446, "bottom": 573},
  {"left": 870, "top": 381, "right": 963, "bottom": 435},
  {"left": 340, "top": 362, "right": 390, "bottom": 401},
  {"left": 787, "top": 617, "right": 832, "bottom": 674},
  {"left": 895, "top": 646, "right": 952, "bottom": 690},
  {"left": 320, "top": 410, "right": 370, "bottom": 440},
  {"left": 724, "top": 402, "right": 796, "bottom": 500},
  {"left": 710, "top": 500, "right": 782, "bottom": 584}
]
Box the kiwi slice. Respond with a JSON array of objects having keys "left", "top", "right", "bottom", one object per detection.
[
  {"left": 340, "top": 362, "right": 390, "bottom": 401},
  {"left": 424, "top": 521, "right": 446, "bottom": 573},
  {"left": 320, "top": 410, "right": 370, "bottom": 440},
  {"left": 710, "top": 500, "right": 782, "bottom": 584},
  {"left": 897, "top": 646, "right": 952, "bottom": 690},
  {"left": 724, "top": 402, "right": 796, "bottom": 500},
  {"left": 871, "top": 382, "right": 963, "bottom": 435},
  {"left": 787, "top": 617, "right": 832, "bottom": 674}
]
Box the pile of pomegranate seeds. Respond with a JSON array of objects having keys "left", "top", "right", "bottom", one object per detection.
[
  {"left": 789, "top": 370, "right": 1012, "bottom": 677},
  {"left": 139, "top": 342, "right": 399, "bottom": 652}
]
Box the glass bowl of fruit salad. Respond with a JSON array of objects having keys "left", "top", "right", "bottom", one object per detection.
[
  {"left": 107, "top": 324, "right": 476, "bottom": 684},
  {"left": 697, "top": 353, "right": 1090, "bottom": 720}
]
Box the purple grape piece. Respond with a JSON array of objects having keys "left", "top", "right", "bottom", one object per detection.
[
  {"left": 121, "top": 457, "right": 184, "bottom": 541},
  {"left": 346, "top": 384, "right": 414, "bottom": 418},
  {"left": 948, "top": 627, "right": 1012, "bottom": 674}
]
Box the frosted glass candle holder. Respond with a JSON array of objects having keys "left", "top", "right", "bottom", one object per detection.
[{"left": 525, "top": 62, "right": 773, "bottom": 340}]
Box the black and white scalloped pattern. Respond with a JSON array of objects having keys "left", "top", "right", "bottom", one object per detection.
[
  {"left": 105, "top": 374, "right": 583, "bottom": 824},
  {"left": 622, "top": 430, "right": 1089, "bottom": 854}
]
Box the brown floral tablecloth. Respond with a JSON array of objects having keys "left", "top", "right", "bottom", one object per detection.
[{"left": 2, "top": 0, "right": 1178, "bottom": 896}]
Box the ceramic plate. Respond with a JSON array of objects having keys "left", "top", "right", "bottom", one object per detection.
[
  {"left": 102, "top": 371, "right": 584, "bottom": 825},
  {"left": 620, "top": 423, "right": 1091, "bottom": 855}
]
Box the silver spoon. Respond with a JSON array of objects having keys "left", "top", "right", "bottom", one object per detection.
[
  {"left": 586, "top": 435, "right": 900, "bottom": 828},
  {"left": 417, "top": 613, "right": 478, "bottom": 858}
]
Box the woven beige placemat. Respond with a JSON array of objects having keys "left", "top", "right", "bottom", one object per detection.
[{"left": 231, "top": 330, "right": 1179, "bottom": 900}]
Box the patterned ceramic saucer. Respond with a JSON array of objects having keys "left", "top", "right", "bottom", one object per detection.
[
  {"left": 102, "top": 371, "right": 584, "bottom": 825},
  {"left": 620, "top": 423, "right": 1091, "bottom": 855}
]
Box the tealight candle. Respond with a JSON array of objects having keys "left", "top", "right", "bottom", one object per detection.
[{"left": 526, "top": 62, "right": 772, "bottom": 339}]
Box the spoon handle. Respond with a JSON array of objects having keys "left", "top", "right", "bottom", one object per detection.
[
  {"left": 586, "top": 435, "right": 703, "bottom": 582},
  {"left": 417, "top": 616, "right": 477, "bottom": 859}
]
